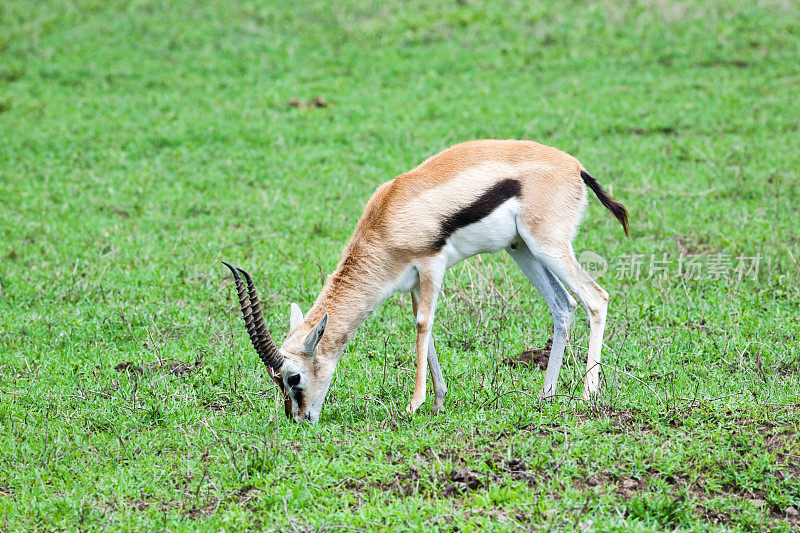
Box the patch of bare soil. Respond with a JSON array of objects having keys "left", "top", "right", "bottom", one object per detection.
[
  {"left": 695, "top": 505, "right": 734, "bottom": 527},
  {"left": 504, "top": 338, "right": 552, "bottom": 370},
  {"left": 575, "top": 406, "right": 655, "bottom": 434},
  {"left": 578, "top": 471, "right": 648, "bottom": 498},
  {"left": 288, "top": 96, "right": 327, "bottom": 108},
  {"left": 343, "top": 451, "right": 546, "bottom": 502},
  {"left": 113, "top": 358, "right": 203, "bottom": 377},
  {"left": 777, "top": 358, "right": 799, "bottom": 376},
  {"left": 167, "top": 359, "right": 202, "bottom": 377},
  {"left": 718, "top": 489, "right": 800, "bottom": 528},
  {"left": 114, "top": 361, "right": 143, "bottom": 374},
  {"left": 756, "top": 422, "right": 798, "bottom": 454},
  {"left": 338, "top": 407, "right": 799, "bottom": 527},
  {"left": 628, "top": 126, "right": 679, "bottom": 136},
  {"left": 125, "top": 486, "right": 260, "bottom": 519},
  {"left": 436, "top": 456, "right": 545, "bottom": 497},
  {"left": 441, "top": 468, "right": 486, "bottom": 497},
  {"left": 572, "top": 457, "right": 800, "bottom": 528},
  {"left": 185, "top": 487, "right": 259, "bottom": 519},
  {"left": 201, "top": 400, "right": 226, "bottom": 411},
  {"left": 674, "top": 234, "right": 714, "bottom": 256}
]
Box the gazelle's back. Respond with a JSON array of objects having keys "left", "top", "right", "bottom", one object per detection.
[{"left": 371, "top": 140, "right": 587, "bottom": 254}]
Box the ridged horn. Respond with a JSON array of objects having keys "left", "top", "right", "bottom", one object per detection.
[
  {"left": 221, "top": 262, "right": 285, "bottom": 371},
  {"left": 236, "top": 267, "right": 285, "bottom": 370}
]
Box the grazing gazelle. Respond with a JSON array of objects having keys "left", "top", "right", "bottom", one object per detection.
[{"left": 224, "top": 140, "right": 628, "bottom": 423}]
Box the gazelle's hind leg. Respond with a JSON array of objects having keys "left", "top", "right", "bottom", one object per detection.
[
  {"left": 411, "top": 288, "right": 447, "bottom": 411},
  {"left": 516, "top": 224, "right": 610, "bottom": 400},
  {"left": 506, "top": 243, "right": 576, "bottom": 399}
]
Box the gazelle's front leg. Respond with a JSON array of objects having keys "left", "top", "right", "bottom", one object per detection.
[
  {"left": 407, "top": 265, "right": 443, "bottom": 414},
  {"left": 411, "top": 289, "right": 447, "bottom": 412}
]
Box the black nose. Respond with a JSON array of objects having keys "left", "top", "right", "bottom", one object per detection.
[{"left": 305, "top": 413, "right": 312, "bottom": 421}]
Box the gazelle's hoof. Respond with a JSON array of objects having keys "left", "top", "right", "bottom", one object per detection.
[
  {"left": 582, "top": 389, "right": 599, "bottom": 402},
  {"left": 431, "top": 402, "right": 445, "bottom": 413},
  {"left": 406, "top": 396, "right": 425, "bottom": 414}
]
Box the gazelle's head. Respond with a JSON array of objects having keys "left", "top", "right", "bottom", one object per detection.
[
  {"left": 222, "top": 262, "right": 334, "bottom": 423},
  {"left": 277, "top": 303, "right": 334, "bottom": 423}
]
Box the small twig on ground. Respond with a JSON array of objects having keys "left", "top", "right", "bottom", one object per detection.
[
  {"left": 482, "top": 389, "right": 536, "bottom": 408},
  {"left": 210, "top": 427, "right": 263, "bottom": 441},
  {"left": 598, "top": 362, "right": 665, "bottom": 407},
  {"left": 130, "top": 372, "right": 139, "bottom": 409},
  {"left": 358, "top": 396, "right": 397, "bottom": 427},
  {"left": 673, "top": 392, "right": 744, "bottom": 404}
]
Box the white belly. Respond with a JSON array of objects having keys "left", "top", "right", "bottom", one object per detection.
[
  {"left": 393, "top": 264, "right": 420, "bottom": 293},
  {"left": 441, "top": 198, "right": 520, "bottom": 268}
]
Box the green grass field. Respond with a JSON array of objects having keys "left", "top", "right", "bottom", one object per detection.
[{"left": 2, "top": 0, "right": 799, "bottom": 530}]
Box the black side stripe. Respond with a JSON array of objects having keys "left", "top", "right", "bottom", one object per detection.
[{"left": 431, "top": 178, "right": 522, "bottom": 250}]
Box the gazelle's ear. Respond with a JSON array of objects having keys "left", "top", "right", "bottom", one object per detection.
[
  {"left": 290, "top": 303, "right": 304, "bottom": 330},
  {"left": 302, "top": 313, "right": 328, "bottom": 355}
]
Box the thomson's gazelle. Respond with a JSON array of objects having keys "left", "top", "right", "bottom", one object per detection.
[{"left": 225, "top": 140, "right": 629, "bottom": 423}]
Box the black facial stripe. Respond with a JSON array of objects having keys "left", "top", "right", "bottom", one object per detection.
[
  {"left": 431, "top": 178, "right": 522, "bottom": 250},
  {"left": 293, "top": 389, "right": 304, "bottom": 410},
  {"left": 283, "top": 395, "right": 292, "bottom": 418}
]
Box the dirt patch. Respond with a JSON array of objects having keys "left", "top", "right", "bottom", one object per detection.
[
  {"left": 185, "top": 487, "right": 259, "bottom": 519},
  {"left": 129, "top": 498, "right": 152, "bottom": 512},
  {"left": 124, "top": 486, "right": 260, "bottom": 519},
  {"left": 757, "top": 424, "right": 798, "bottom": 454},
  {"left": 575, "top": 406, "right": 655, "bottom": 434},
  {"left": 695, "top": 505, "right": 735, "bottom": 527},
  {"left": 673, "top": 234, "right": 714, "bottom": 256},
  {"left": 441, "top": 468, "right": 487, "bottom": 497},
  {"left": 288, "top": 96, "right": 327, "bottom": 109},
  {"left": 666, "top": 466, "right": 798, "bottom": 528},
  {"left": 201, "top": 399, "right": 230, "bottom": 412},
  {"left": 343, "top": 452, "right": 546, "bottom": 500},
  {"left": 504, "top": 338, "right": 552, "bottom": 370},
  {"left": 168, "top": 359, "right": 202, "bottom": 377},
  {"left": 576, "top": 468, "right": 800, "bottom": 527},
  {"left": 628, "top": 126, "right": 678, "bottom": 137},
  {"left": 113, "top": 357, "right": 202, "bottom": 377},
  {"left": 777, "top": 358, "right": 799, "bottom": 376},
  {"left": 729, "top": 492, "right": 800, "bottom": 528},
  {"left": 443, "top": 455, "right": 544, "bottom": 497},
  {"left": 579, "top": 471, "right": 648, "bottom": 498},
  {"left": 114, "top": 361, "right": 143, "bottom": 374}
]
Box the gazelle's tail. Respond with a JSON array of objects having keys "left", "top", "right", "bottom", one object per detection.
[{"left": 580, "top": 170, "right": 629, "bottom": 237}]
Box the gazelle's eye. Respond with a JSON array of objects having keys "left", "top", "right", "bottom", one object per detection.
[{"left": 287, "top": 374, "right": 301, "bottom": 387}]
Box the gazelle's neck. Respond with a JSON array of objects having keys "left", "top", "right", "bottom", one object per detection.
[{"left": 304, "top": 247, "right": 395, "bottom": 361}]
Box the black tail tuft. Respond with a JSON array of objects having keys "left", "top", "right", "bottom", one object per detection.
[{"left": 580, "top": 170, "right": 629, "bottom": 237}]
